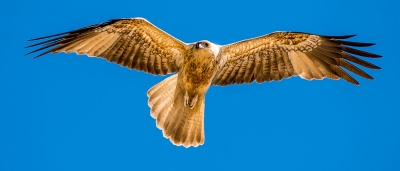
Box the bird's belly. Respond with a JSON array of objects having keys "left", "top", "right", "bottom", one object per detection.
[{"left": 179, "top": 58, "right": 217, "bottom": 94}]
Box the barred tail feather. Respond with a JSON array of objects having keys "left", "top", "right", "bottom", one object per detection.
[
  {"left": 147, "top": 74, "right": 205, "bottom": 148},
  {"left": 147, "top": 74, "right": 178, "bottom": 119}
]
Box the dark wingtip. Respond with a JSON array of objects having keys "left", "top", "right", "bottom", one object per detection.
[
  {"left": 349, "top": 78, "right": 360, "bottom": 86},
  {"left": 320, "top": 34, "right": 357, "bottom": 39},
  {"left": 24, "top": 51, "right": 35, "bottom": 56},
  {"left": 31, "top": 50, "right": 52, "bottom": 59},
  {"left": 24, "top": 51, "right": 43, "bottom": 58},
  {"left": 342, "top": 53, "right": 382, "bottom": 69},
  {"left": 353, "top": 79, "right": 360, "bottom": 86},
  {"left": 26, "top": 37, "right": 63, "bottom": 48},
  {"left": 342, "top": 46, "right": 382, "bottom": 58},
  {"left": 333, "top": 40, "right": 376, "bottom": 47},
  {"left": 27, "top": 31, "right": 69, "bottom": 41},
  {"left": 33, "top": 54, "right": 45, "bottom": 59},
  {"left": 347, "top": 78, "right": 360, "bottom": 86}
]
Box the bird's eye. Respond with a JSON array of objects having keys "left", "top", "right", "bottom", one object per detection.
[
  {"left": 196, "top": 42, "right": 201, "bottom": 49},
  {"left": 205, "top": 42, "right": 209, "bottom": 47}
]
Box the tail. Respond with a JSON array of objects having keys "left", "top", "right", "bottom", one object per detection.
[{"left": 147, "top": 74, "right": 205, "bottom": 148}]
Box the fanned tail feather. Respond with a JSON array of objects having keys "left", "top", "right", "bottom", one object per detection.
[{"left": 147, "top": 74, "right": 205, "bottom": 148}]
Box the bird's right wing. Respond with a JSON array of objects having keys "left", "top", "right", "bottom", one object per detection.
[
  {"left": 26, "top": 18, "right": 187, "bottom": 75},
  {"left": 213, "top": 32, "right": 381, "bottom": 86}
]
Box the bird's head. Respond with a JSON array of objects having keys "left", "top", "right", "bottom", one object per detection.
[
  {"left": 195, "top": 41, "right": 210, "bottom": 49},
  {"left": 193, "top": 40, "right": 220, "bottom": 56}
]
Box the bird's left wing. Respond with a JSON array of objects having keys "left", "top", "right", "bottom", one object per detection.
[
  {"left": 26, "top": 18, "right": 187, "bottom": 75},
  {"left": 213, "top": 32, "right": 381, "bottom": 86}
]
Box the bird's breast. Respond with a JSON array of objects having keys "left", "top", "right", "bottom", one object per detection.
[{"left": 179, "top": 54, "right": 218, "bottom": 94}]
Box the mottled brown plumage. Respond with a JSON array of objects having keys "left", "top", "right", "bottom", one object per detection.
[
  {"left": 26, "top": 18, "right": 381, "bottom": 148},
  {"left": 214, "top": 32, "right": 380, "bottom": 86}
]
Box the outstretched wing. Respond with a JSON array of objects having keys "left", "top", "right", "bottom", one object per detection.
[
  {"left": 213, "top": 32, "right": 381, "bottom": 85},
  {"left": 26, "top": 18, "right": 187, "bottom": 75}
]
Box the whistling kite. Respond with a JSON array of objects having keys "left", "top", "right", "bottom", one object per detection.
[{"left": 26, "top": 18, "right": 381, "bottom": 148}]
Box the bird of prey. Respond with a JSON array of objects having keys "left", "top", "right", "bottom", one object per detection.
[{"left": 26, "top": 17, "right": 381, "bottom": 148}]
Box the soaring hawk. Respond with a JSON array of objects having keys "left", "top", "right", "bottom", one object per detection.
[{"left": 26, "top": 18, "right": 381, "bottom": 148}]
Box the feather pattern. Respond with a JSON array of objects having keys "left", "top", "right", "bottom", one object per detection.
[
  {"left": 147, "top": 74, "right": 205, "bottom": 147},
  {"left": 26, "top": 18, "right": 186, "bottom": 75},
  {"left": 214, "top": 32, "right": 381, "bottom": 85}
]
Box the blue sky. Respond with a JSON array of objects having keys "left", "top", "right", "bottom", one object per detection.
[{"left": 1, "top": 0, "right": 399, "bottom": 170}]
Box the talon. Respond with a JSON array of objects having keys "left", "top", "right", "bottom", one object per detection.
[
  {"left": 184, "top": 91, "right": 189, "bottom": 107},
  {"left": 189, "top": 95, "right": 198, "bottom": 109}
]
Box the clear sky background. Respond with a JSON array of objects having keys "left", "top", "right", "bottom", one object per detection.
[{"left": 1, "top": 0, "right": 399, "bottom": 170}]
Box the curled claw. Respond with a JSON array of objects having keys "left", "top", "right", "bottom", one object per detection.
[
  {"left": 184, "top": 91, "right": 189, "bottom": 107},
  {"left": 189, "top": 95, "right": 198, "bottom": 109},
  {"left": 183, "top": 91, "right": 198, "bottom": 109}
]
